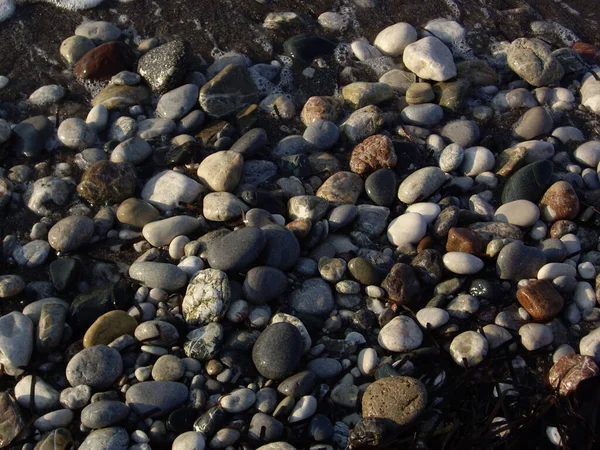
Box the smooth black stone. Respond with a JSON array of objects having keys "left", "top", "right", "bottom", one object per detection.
[
  {"left": 283, "top": 34, "right": 336, "bottom": 61},
  {"left": 12, "top": 115, "right": 53, "bottom": 158},
  {"left": 207, "top": 227, "right": 266, "bottom": 272},
  {"left": 365, "top": 168, "right": 397, "bottom": 206},
  {"left": 280, "top": 154, "right": 313, "bottom": 177},
  {"left": 469, "top": 278, "right": 503, "bottom": 301},
  {"left": 165, "top": 141, "right": 204, "bottom": 167},
  {"left": 49, "top": 258, "right": 81, "bottom": 292},
  {"left": 69, "top": 280, "right": 131, "bottom": 331},
  {"left": 309, "top": 413, "right": 334, "bottom": 442},
  {"left": 230, "top": 128, "right": 267, "bottom": 157},
  {"left": 277, "top": 371, "right": 317, "bottom": 398},
  {"left": 252, "top": 322, "right": 303, "bottom": 380},
  {"left": 501, "top": 160, "right": 553, "bottom": 204},
  {"left": 193, "top": 406, "right": 228, "bottom": 436},
  {"left": 260, "top": 224, "right": 301, "bottom": 271},
  {"left": 240, "top": 190, "right": 287, "bottom": 216},
  {"left": 167, "top": 407, "right": 199, "bottom": 433}
]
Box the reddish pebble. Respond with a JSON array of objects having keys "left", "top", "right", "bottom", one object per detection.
[{"left": 549, "top": 354, "right": 599, "bottom": 396}]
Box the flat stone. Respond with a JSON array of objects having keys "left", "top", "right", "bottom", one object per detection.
[
  {"left": 142, "top": 216, "right": 203, "bottom": 247},
  {"left": 260, "top": 224, "right": 301, "bottom": 271},
  {"left": 129, "top": 262, "right": 187, "bottom": 291},
  {"left": 15, "top": 376, "right": 60, "bottom": 412},
  {"left": 92, "top": 84, "right": 151, "bottom": 109},
  {"left": 496, "top": 241, "right": 546, "bottom": 280},
  {"left": 116, "top": 198, "right": 159, "bottom": 228},
  {"left": 519, "top": 323, "right": 553, "bottom": 350},
  {"left": 157, "top": 84, "right": 199, "bottom": 120},
  {"left": 340, "top": 105, "right": 385, "bottom": 142},
  {"left": 397, "top": 167, "right": 446, "bottom": 204},
  {"left": 29, "top": 84, "right": 65, "bottom": 106},
  {"left": 494, "top": 200, "right": 540, "bottom": 227},
  {"left": 134, "top": 320, "right": 179, "bottom": 347},
  {"left": 387, "top": 212, "right": 427, "bottom": 246},
  {"left": 73, "top": 41, "right": 134, "bottom": 80},
  {"left": 362, "top": 376, "right": 427, "bottom": 425},
  {"left": 514, "top": 106, "right": 553, "bottom": 140},
  {"left": 401, "top": 103, "right": 444, "bottom": 126},
  {"left": 60, "top": 35, "right": 96, "bottom": 65},
  {"left": 80, "top": 401, "right": 130, "bottom": 429},
  {"left": 0, "top": 392, "right": 26, "bottom": 447},
  {"left": 126, "top": 381, "right": 188, "bottom": 417},
  {"left": 66, "top": 345, "right": 123, "bottom": 389},
  {"left": 207, "top": 227, "right": 266, "bottom": 271},
  {"left": 374, "top": 22, "right": 417, "bottom": 56},
  {"left": 110, "top": 137, "right": 151, "bottom": 165},
  {"left": 342, "top": 82, "right": 395, "bottom": 109},
  {"left": 203, "top": 192, "right": 249, "bottom": 222},
  {"left": 57, "top": 118, "right": 95, "bottom": 149},
  {"left": 75, "top": 20, "right": 121, "bottom": 43},
  {"left": 316, "top": 172, "right": 363, "bottom": 205},
  {"left": 83, "top": 310, "right": 138, "bottom": 348},
  {"left": 199, "top": 64, "right": 259, "bottom": 118},
  {"left": 507, "top": 38, "right": 564, "bottom": 87},
  {"left": 243, "top": 266, "right": 288, "bottom": 304}
]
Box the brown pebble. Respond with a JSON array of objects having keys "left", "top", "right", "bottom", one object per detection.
[
  {"left": 417, "top": 236, "right": 435, "bottom": 253},
  {"left": 83, "top": 310, "right": 138, "bottom": 348},
  {"left": 516, "top": 280, "right": 564, "bottom": 322},
  {"left": 549, "top": 220, "right": 577, "bottom": 238},
  {"left": 446, "top": 227, "right": 485, "bottom": 255},
  {"left": 549, "top": 354, "right": 599, "bottom": 395},
  {"left": 539, "top": 181, "right": 580, "bottom": 222},
  {"left": 73, "top": 41, "right": 135, "bottom": 80},
  {"left": 349, "top": 134, "right": 397, "bottom": 175},
  {"left": 572, "top": 42, "right": 600, "bottom": 64},
  {"left": 362, "top": 376, "right": 427, "bottom": 426},
  {"left": 205, "top": 359, "right": 223, "bottom": 376},
  {"left": 381, "top": 263, "right": 420, "bottom": 305}
]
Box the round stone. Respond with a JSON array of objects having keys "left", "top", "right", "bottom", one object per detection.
[
  {"left": 401, "top": 103, "right": 444, "bottom": 126},
  {"left": 449, "top": 331, "right": 488, "bottom": 367},
  {"left": 288, "top": 396, "right": 317, "bottom": 423},
  {"left": 125, "top": 381, "right": 188, "bottom": 418},
  {"left": 416, "top": 307, "right": 450, "bottom": 330},
  {"left": 77, "top": 161, "right": 137, "bottom": 205},
  {"left": 362, "top": 376, "right": 427, "bottom": 425},
  {"left": 403, "top": 36, "right": 456, "bottom": 81},
  {"left": 66, "top": 345, "right": 123, "bottom": 389},
  {"left": 365, "top": 168, "right": 397, "bottom": 206},
  {"left": 57, "top": 118, "right": 95, "bottom": 149},
  {"left": 197, "top": 151, "right": 244, "bottom": 192},
  {"left": 207, "top": 227, "right": 266, "bottom": 271},
  {"left": 378, "top": 316, "right": 423, "bottom": 352},
  {"left": 116, "top": 198, "right": 160, "bottom": 228},
  {"left": 374, "top": 22, "right": 417, "bottom": 56},
  {"left": 316, "top": 171, "right": 363, "bottom": 205},
  {"left": 252, "top": 322, "right": 303, "bottom": 380},
  {"left": 387, "top": 212, "right": 427, "bottom": 246},
  {"left": 80, "top": 401, "right": 130, "bottom": 429},
  {"left": 494, "top": 200, "right": 540, "bottom": 227},
  {"left": 173, "top": 431, "right": 206, "bottom": 450},
  {"left": 243, "top": 266, "right": 288, "bottom": 305},
  {"left": 349, "top": 134, "right": 397, "bottom": 175},
  {"left": 60, "top": 35, "right": 96, "bottom": 65},
  {"left": 157, "top": 84, "right": 200, "bottom": 120},
  {"left": 289, "top": 278, "right": 334, "bottom": 316},
  {"left": 48, "top": 216, "right": 95, "bottom": 252},
  {"left": 303, "top": 120, "right": 339, "bottom": 150},
  {"left": 182, "top": 269, "right": 231, "bottom": 326},
  {"left": 220, "top": 388, "right": 256, "bottom": 413},
  {"left": 462, "top": 146, "right": 495, "bottom": 177},
  {"left": 152, "top": 355, "right": 185, "bottom": 381},
  {"left": 507, "top": 38, "right": 564, "bottom": 87}
]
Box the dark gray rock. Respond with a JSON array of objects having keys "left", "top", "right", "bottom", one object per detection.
[
  {"left": 252, "top": 322, "right": 303, "bottom": 380},
  {"left": 66, "top": 345, "right": 123, "bottom": 389},
  {"left": 230, "top": 128, "right": 267, "bottom": 156},
  {"left": 496, "top": 241, "right": 547, "bottom": 280},
  {"left": 501, "top": 160, "right": 553, "bottom": 204},
  {"left": 78, "top": 427, "right": 129, "bottom": 450},
  {"left": 289, "top": 278, "right": 334, "bottom": 316},
  {"left": 12, "top": 115, "right": 53, "bottom": 157},
  {"left": 243, "top": 266, "right": 288, "bottom": 304},
  {"left": 207, "top": 227, "right": 266, "bottom": 271},
  {"left": 80, "top": 401, "right": 130, "bottom": 429},
  {"left": 125, "top": 381, "right": 188, "bottom": 417},
  {"left": 365, "top": 168, "right": 397, "bottom": 206},
  {"left": 248, "top": 412, "right": 284, "bottom": 442}
]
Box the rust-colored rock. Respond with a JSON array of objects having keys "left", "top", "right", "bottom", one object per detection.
[
  {"left": 572, "top": 42, "right": 600, "bottom": 64},
  {"left": 77, "top": 160, "right": 137, "bottom": 205},
  {"left": 516, "top": 279, "right": 564, "bottom": 322},
  {"left": 300, "top": 96, "right": 342, "bottom": 126},
  {"left": 73, "top": 41, "right": 135, "bottom": 80},
  {"left": 539, "top": 181, "right": 580, "bottom": 222},
  {"left": 349, "top": 134, "right": 397, "bottom": 176},
  {"left": 446, "top": 227, "right": 485, "bottom": 255},
  {"left": 549, "top": 220, "right": 577, "bottom": 239},
  {"left": 381, "top": 263, "right": 420, "bottom": 304},
  {"left": 549, "top": 354, "right": 599, "bottom": 396}
]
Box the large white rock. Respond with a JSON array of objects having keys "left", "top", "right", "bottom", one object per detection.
[
  {"left": 519, "top": 323, "right": 553, "bottom": 351},
  {"left": 581, "top": 69, "right": 600, "bottom": 115},
  {"left": 377, "top": 316, "right": 423, "bottom": 352},
  {"left": 443, "top": 252, "right": 484, "bottom": 275},
  {"left": 141, "top": 170, "right": 203, "bottom": 212},
  {"left": 494, "top": 200, "right": 540, "bottom": 227},
  {"left": 0, "top": 312, "right": 33, "bottom": 376},
  {"left": 373, "top": 22, "right": 417, "bottom": 57},
  {"left": 387, "top": 212, "right": 426, "bottom": 246},
  {"left": 403, "top": 36, "right": 457, "bottom": 82}
]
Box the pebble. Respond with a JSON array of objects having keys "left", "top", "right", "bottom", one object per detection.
[
  {"left": 252, "top": 322, "right": 303, "bottom": 380},
  {"left": 152, "top": 355, "right": 185, "bottom": 381},
  {"left": 57, "top": 118, "right": 95, "bottom": 149},
  {"left": 397, "top": 166, "right": 446, "bottom": 204},
  {"left": 507, "top": 38, "right": 564, "bottom": 87},
  {"left": 66, "top": 345, "right": 123, "bottom": 389},
  {"left": 450, "top": 331, "right": 488, "bottom": 367},
  {"left": 78, "top": 427, "right": 129, "bottom": 450},
  {"left": 48, "top": 216, "right": 95, "bottom": 252},
  {"left": 172, "top": 431, "right": 206, "bottom": 450},
  {"left": 126, "top": 381, "right": 188, "bottom": 417},
  {"left": 220, "top": 388, "right": 256, "bottom": 413},
  {"left": 494, "top": 200, "right": 540, "bottom": 227},
  {"left": 288, "top": 395, "right": 318, "bottom": 423},
  {"left": 29, "top": 84, "right": 65, "bottom": 105},
  {"left": 362, "top": 376, "right": 427, "bottom": 425},
  {"left": 182, "top": 269, "right": 231, "bottom": 325},
  {"left": 142, "top": 215, "right": 202, "bottom": 247},
  {"left": 15, "top": 375, "right": 60, "bottom": 412},
  {"left": 516, "top": 280, "right": 564, "bottom": 322},
  {"left": 110, "top": 137, "right": 152, "bottom": 165},
  {"left": 129, "top": 261, "right": 187, "bottom": 291},
  {"left": 442, "top": 252, "right": 484, "bottom": 274},
  {"left": 378, "top": 316, "right": 423, "bottom": 352},
  {"left": 141, "top": 170, "right": 202, "bottom": 212},
  {"left": 374, "top": 22, "right": 417, "bottom": 56},
  {"left": 80, "top": 401, "right": 129, "bottom": 429},
  {"left": 0, "top": 275, "right": 25, "bottom": 298},
  {"left": 519, "top": 323, "right": 553, "bottom": 351},
  {"left": 0, "top": 312, "right": 33, "bottom": 375},
  {"left": 403, "top": 36, "right": 456, "bottom": 81},
  {"left": 416, "top": 307, "right": 450, "bottom": 330},
  {"left": 197, "top": 150, "right": 244, "bottom": 192},
  {"left": 401, "top": 103, "right": 444, "bottom": 126},
  {"left": 289, "top": 278, "right": 334, "bottom": 316}
]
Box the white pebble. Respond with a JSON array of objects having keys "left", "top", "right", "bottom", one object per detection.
[
  {"left": 578, "top": 261, "right": 596, "bottom": 279},
  {"left": 449, "top": 331, "right": 488, "bottom": 367},
  {"left": 288, "top": 395, "right": 317, "bottom": 423},
  {"left": 518, "top": 323, "right": 553, "bottom": 351},
  {"left": 442, "top": 252, "right": 484, "bottom": 274}
]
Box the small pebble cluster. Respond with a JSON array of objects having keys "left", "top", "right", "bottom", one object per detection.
[{"left": 1, "top": 5, "right": 600, "bottom": 450}]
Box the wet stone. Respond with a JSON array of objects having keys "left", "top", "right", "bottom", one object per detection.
[
  {"left": 252, "top": 322, "right": 303, "bottom": 380},
  {"left": 77, "top": 161, "right": 136, "bottom": 205}
]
